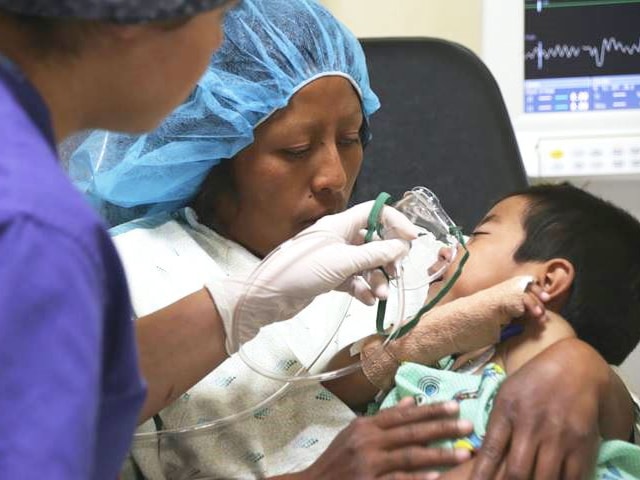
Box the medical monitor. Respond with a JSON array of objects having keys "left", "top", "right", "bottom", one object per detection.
[{"left": 482, "top": 0, "right": 640, "bottom": 177}]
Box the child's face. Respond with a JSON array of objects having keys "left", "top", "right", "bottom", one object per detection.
[{"left": 427, "top": 195, "right": 536, "bottom": 304}]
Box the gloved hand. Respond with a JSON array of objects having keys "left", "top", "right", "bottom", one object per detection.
[{"left": 207, "top": 201, "right": 419, "bottom": 353}]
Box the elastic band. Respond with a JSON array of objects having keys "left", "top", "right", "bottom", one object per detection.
[
  {"left": 377, "top": 227, "right": 469, "bottom": 339},
  {"left": 365, "top": 192, "right": 392, "bottom": 243}
]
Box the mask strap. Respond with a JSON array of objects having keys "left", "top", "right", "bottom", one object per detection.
[
  {"left": 364, "top": 192, "right": 468, "bottom": 339},
  {"left": 383, "top": 229, "right": 468, "bottom": 338},
  {"left": 365, "top": 192, "right": 393, "bottom": 242}
]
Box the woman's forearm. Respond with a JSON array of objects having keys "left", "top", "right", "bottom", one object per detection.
[
  {"left": 525, "top": 339, "right": 633, "bottom": 441},
  {"left": 135, "top": 288, "right": 229, "bottom": 422},
  {"left": 322, "top": 343, "right": 381, "bottom": 410},
  {"left": 598, "top": 355, "right": 635, "bottom": 441}
]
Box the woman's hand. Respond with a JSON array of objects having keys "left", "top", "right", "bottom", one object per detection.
[
  {"left": 470, "top": 339, "right": 617, "bottom": 480},
  {"left": 212, "top": 201, "right": 419, "bottom": 351},
  {"left": 279, "top": 400, "right": 474, "bottom": 480}
]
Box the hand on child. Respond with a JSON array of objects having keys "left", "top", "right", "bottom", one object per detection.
[
  {"left": 299, "top": 399, "right": 473, "bottom": 479},
  {"left": 470, "top": 339, "right": 603, "bottom": 480}
]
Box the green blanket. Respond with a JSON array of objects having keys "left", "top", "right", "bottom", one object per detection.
[{"left": 376, "top": 362, "right": 640, "bottom": 478}]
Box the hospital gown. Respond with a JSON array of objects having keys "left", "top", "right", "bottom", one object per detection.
[{"left": 113, "top": 208, "right": 378, "bottom": 479}]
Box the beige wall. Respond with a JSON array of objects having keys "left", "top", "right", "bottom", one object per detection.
[{"left": 320, "top": 0, "right": 483, "bottom": 56}]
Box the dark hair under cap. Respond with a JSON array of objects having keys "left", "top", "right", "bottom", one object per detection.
[{"left": 0, "top": 0, "right": 234, "bottom": 23}]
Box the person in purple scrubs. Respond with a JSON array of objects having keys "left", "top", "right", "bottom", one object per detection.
[{"left": 0, "top": 4, "right": 237, "bottom": 479}]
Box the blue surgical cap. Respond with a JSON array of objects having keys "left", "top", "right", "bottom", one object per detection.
[
  {"left": 0, "top": 0, "right": 233, "bottom": 23},
  {"left": 68, "top": 0, "right": 380, "bottom": 226}
]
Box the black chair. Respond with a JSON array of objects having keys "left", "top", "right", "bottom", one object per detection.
[{"left": 352, "top": 37, "right": 528, "bottom": 232}]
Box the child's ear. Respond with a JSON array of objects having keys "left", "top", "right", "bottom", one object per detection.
[{"left": 542, "top": 258, "right": 575, "bottom": 301}]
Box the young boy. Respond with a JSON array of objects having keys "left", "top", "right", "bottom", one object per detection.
[{"left": 325, "top": 183, "right": 640, "bottom": 478}]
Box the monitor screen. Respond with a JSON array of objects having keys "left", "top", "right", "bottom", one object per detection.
[{"left": 524, "top": 0, "right": 640, "bottom": 114}]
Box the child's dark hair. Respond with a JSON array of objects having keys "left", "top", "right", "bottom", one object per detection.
[{"left": 504, "top": 182, "right": 640, "bottom": 365}]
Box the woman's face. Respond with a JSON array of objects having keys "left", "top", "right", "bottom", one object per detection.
[{"left": 217, "top": 76, "right": 365, "bottom": 257}]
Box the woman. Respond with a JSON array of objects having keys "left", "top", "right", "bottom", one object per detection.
[
  {"left": 69, "top": 1, "right": 638, "bottom": 479},
  {"left": 72, "top": 0, "right": 384, "bottom": 355},
  {"left": 70, "top": 1, "right": 468, "bottom": 477}
]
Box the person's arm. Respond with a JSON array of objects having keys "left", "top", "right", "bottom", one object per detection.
[
  {"left": 470, "top": 338, "right": 634, "bottom": 480},
  {"left": 136, "top": 201, "right": 418, "bottom": 421},
  {"left": 612, "top": 367, "right": 640, "bottom": 445},
  {"left": 501, "top": 313, "right": 633, "bottom": 441},
  {"left": 324, "top": 277, "right": 547, "bottom": 409},
  {"left": 0, "top": 220, "right": 102, "bottom": 478},
  {"left": 322, "top": 341, "right": 380, "bottom": 411},
  {"left": 270, "top": 400, "right": 474, "bottom": 479},
  {"left": 136, "top": 288, "right": 228, "bottom": 422}
]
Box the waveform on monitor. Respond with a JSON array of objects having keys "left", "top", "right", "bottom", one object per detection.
[{"left": 525, "top": 36, "right": 640, "bottom": 70}]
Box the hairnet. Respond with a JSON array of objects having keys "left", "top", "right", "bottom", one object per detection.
[
  {"left": 67, "top": 0, "right": 380, "bottom": 226},
  {"left": 0, "top": 0, "right": 233, "bottom": 23}
]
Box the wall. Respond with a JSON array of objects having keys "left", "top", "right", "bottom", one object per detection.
[{"left": 320, "top": 0, "right": 483, "bottom": 56}]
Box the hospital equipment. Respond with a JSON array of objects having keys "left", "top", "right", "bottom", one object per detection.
[
  {"left": 482, "top": 0, "right": 640, "bottom": 180},
  {"left": 482, "top": 0, "right": 640, "bottom": 392},
  {"left": 368, "top": 188, "right": 469, "bottom": 340}
]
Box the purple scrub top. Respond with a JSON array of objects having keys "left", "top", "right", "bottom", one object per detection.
[{"left": 0, "top": 56, "right": 146, "bottom": 479}]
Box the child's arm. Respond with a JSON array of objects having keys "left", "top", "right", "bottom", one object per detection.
[
  {"left": 322, "top": 343, "right": 379, "bottom": 411},
  {"left": 502, "top": 325, "right": 635, "bottom": 442},
  {"left": 498, "top": 312, "right": 633, "bottom": 441},
  {"left": 360, "top": 276, "right": 545, "bottom": 391},
  {"left": 323, "top": 276, "right": 545, "bottom": 408}
]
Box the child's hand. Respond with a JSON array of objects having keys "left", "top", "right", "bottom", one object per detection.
[
  {"left": 521, "top": 280, "right": 551, "bottom": 323},
  {"left": 499, "top": 279, "right": 550, "bottom": 342}
]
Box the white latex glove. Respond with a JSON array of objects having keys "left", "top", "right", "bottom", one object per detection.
[{"left": 207, "top": 201, "right": 419, "bottom": 353}]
